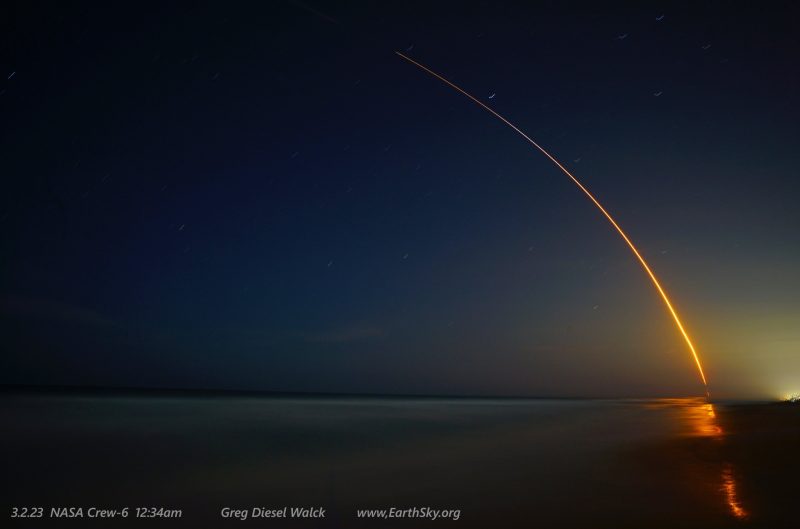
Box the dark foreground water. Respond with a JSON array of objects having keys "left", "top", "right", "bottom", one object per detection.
[{"left": 2, "top": 393, "right": 798, "bottom": 528}]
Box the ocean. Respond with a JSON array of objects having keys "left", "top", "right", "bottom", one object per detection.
[{"left": 3, "top": 392, "right": 796, "bottom": 528}]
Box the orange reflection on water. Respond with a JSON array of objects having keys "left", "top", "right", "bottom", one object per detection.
[
  {"left": 700, "top": 402, "right": 748, "bottom": 520},
  {"left": 722, "top": 463, "right": 747, "bottom": 519},
  {"left": 649, "top": 398, "right": 749, "bottom": 520},
  {"left": 698, "top": 403, "right": 724, "bottom": 437}
]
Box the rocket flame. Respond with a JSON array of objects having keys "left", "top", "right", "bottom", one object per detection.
[{"left": 396, "top": 51, "right": 709, "bottom": 391}]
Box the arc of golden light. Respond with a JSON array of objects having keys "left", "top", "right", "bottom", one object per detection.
[{"left": 396, "top": 51, "right": 708, "bottom": 391}]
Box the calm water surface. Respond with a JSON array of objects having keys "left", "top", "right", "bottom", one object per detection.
[{"left": 2, "top": 394, "right": 785, "bottom": 528}]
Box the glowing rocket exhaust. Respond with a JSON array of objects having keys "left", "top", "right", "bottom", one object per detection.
[{"left": 396, "top": 51, "right": 709, "bottom": 392}]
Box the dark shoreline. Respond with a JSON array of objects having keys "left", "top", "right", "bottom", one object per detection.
[{"left": 0, "top": 383, "right": 775, "bottom": 404}]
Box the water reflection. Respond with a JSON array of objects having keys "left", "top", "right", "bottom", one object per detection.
[
  {"left": 703, "top": 402, "right": 748, "bottom": 520},
  {"left": 722, "top": 463, "right": 747, "bottom": 519},
  {"left": 648, "top": 398, "right": 748, "bottom": 520}
]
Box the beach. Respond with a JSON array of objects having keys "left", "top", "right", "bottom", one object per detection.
[{"left": 2, "top": 392, "right": 797, "bottom": 528}]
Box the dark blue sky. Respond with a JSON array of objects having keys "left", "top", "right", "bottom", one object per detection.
[{"left": 2, "top": 2, "right": 798, "bottom": 397}]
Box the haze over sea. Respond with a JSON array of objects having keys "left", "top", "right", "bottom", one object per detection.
[{"left": 3, "top": 391, "right": 797, "bottom": 528}]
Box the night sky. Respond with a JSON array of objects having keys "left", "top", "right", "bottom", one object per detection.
[{"left": 2, "top": 2, "right": 798, "bottom": 398}]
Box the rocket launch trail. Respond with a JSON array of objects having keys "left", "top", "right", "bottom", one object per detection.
[{"left": 396, "top": 51, "right": 709, "bottom": 392}]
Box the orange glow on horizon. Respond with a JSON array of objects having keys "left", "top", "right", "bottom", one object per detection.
[{"left": 396, "top": 51, "right": 709, "bottom": 391}]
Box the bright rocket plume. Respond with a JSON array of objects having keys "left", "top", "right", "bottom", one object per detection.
[{"left": 396, "top": 51, "right": 709, "bottom": 391}]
